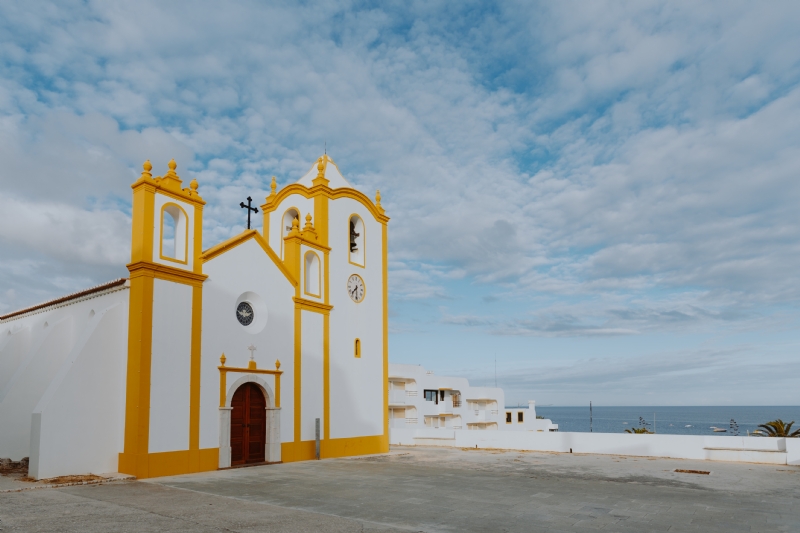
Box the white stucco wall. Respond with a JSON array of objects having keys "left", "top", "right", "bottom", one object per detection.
[
  {"left": 328, "top": 197, "right": 385, "bottom": 439},
  {"left": 391, "top": 428, "right": 794, "bottom": 465},
  {"left": 301, "top": 310, "right": 324, "bottom": 441},
  {"left": 0, "top": 287, "right": 129, "bottom": 463},
  {"left": 0, "top": 325, "right": 31, "bottom": 393},
  {"left": 149, "top": 279, "right": 193, "bottom": 453},
  {"left": 29, "top": 301, "right": 128, "bottom": 479},
  {"left": 200, "top": 238, "right": 296, "bottom": 449}
]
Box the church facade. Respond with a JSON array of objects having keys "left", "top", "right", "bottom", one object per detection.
[{"left": 0, "top": 156, "right": 389, "bottom": 480}]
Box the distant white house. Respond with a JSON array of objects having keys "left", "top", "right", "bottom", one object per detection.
[{"left": 388, "top": 364, "right": 558, "bottom": 432}]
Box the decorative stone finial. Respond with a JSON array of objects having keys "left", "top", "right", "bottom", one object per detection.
[
  {"left": 168, "top": 159, "right": 177, "bottom": 173},
  {"left": 304, "top": 213, "right": 313, "bottom": 230},
  {"left": 290, "top": 216, "right": 300, "bottom": 234},
  {"left": 270, "top": 176, "right": 277, "bottom": 196},
  {"left": 376, "top": 189, "right": 385, "bottom": 214},
  {"left": 275, "top": 359, "right": 281, "bottom": 370},
  {"left": 190, "top": 178, "right": 199, "bottom": 192},
  {"left": 317, "top": 156, "right": 325, "bottom": 175},
  {"left": 220, "top": 353, "right": 226, "bottom": 366},
  {"left": 138, "top": 160, "right": 154, "bottom": 181}
]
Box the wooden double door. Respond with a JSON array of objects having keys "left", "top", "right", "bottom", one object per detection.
[{"left": 230, "top": 383, "right": 267, "bottom": 465}]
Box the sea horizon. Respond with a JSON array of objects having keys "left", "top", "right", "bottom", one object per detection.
[{"left": 529, "top": 405, "right": 800, "bottom": 436}]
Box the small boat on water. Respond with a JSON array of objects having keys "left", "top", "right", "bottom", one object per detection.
[
  {"left": 713, "top": 428, "right": 727, "bottom": 432},
  {"left": 685, "top": 425, "right": 692, "bottom": 427}
]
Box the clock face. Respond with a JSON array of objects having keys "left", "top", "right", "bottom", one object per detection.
[
  {"left": 236, "top": 301, "right": 254, "bottom": 326},
  {"left": 347, "top": 274, "right": 365, "bottom": 303}
]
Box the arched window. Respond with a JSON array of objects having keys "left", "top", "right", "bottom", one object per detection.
[
  {"left": 354, "top": 338, "right": 361, "bottom": 358},
  {"left": 348, "top": 215, "right": 365, "bottom": 267},
  {"left": 281, "top": 208, "right": 300, "bottom": 258},
  {"left": 161, "top": 203, "right": 188, "bottom": 263},
  {"left": 304, "top": 251, "right": 321, "bottom": 297}
]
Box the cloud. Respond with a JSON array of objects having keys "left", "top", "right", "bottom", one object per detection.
[{"left": 2, "top": 1, "right": 800, "bottom": 403}]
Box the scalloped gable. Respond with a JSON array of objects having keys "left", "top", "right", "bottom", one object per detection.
[{"left": 296, "top": 155, "right": 351, "bottom": 189}]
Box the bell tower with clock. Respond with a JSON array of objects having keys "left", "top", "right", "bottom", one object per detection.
[{"left": 261, "top": 154, "right": 390, "bottom": 461}]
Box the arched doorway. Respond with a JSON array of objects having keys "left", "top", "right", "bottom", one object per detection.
[{"left": 230, "top": 383, "right": 267, "bottom": 465}]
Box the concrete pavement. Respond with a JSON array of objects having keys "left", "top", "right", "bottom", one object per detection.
[{"left": 1, "top": 446, "right": 798, "bottom": 532}]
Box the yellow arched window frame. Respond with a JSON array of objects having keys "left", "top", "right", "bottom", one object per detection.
[
  {"left": 354, "top": 338, "right": 361, "bottom": 358},
  {"left": 348, "top": 214, "right": 365, "bottom": 268},
  {"left": 280, "top": 207, "right": 300, "bottom": 259},
  {"left": 303, "top": 250, "right": 321, "bottom": 298},
  {"left": 159, "top": 202, "right": 189, "bottom": 264}
]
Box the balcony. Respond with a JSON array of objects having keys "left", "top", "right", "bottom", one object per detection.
[{"left": 389, "top": 390, "right": 407, "bottom": 405}]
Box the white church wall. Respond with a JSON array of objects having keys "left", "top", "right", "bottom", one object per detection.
[
  {"left": 0, "top": 325, "right": 31, "bottom": 393},
  {"left": 200, "top": 238, "right": 296, "bottom": 449},
  {"left": 149, "top": 279, "right": 193, "bottom": 453},
  {"left": 269, "top": 193, "right": 314, "bottom": 257},
  {"left": 328, "top": 196, "right": 385, "bottom": 439},
  {"left": 29, "top": 301, "right": 128, "bottom": 479},
  {"left": 0, "top": 316, "right": 74, "bottom": 460},
  {"left": 301, "top": 310, "right": 324, "bottom": 441}
]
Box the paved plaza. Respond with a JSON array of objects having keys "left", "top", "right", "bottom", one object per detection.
[{"left": 1, "top": 446, "right": 799, "bottom": 532}]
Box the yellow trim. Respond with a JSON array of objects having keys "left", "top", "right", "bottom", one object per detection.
[
  {"left": 347, "top": 213, "right": 366, "bottom": 268},
  {"left": 281, "top": 435, "right": 386, "bottom": 462},
  {"left": 279, "top": 207, "right": 300, "bottom": 259},
  {"left": 158, "top": 202, "right": 189, "bottom": 265},
  {"left": 293, "top": 296, "right": 333, "bottom": 313},
  {"left": 303, "top": 251, "right": 322, "bottom": 298},
  {"left": 346, "top": 273, "right": 366, "bottom": 304},
  {"left": 119, "top": 274, "right": 154, "bottom": 479},
  {"left": 128, "top": 261, "right": 207, "bottom": 287},
  {"left": 218, "top": 361, "right": 282, "bottom": 407},
  {"left": 189, "top": 285, "right": 202, "bottom": 465},
  {"left": 193, "top": 204, "right": 204, "bottom": 274},
  {"left": 354, "top": 338, "right": 361, "bottom": 358},
  {"left": 382, "top": 222, "right": 389, "bottom": 448},
  {"left": 293, "top": 305, "right": 301, "bottom": 444},
  {"left": 120, "top": 448, "right": 219, "bottom": 479},
  {"left": 201, "top": 230, "right": 298, "bottom": 287},
  {"left": 261, "top": 183, "right": 389, "bottom": 226},
  {"left": 130, "top": 183, "right": 155, "bottom": 264},
  {"left": 323, "top": 312, "right": 330, "bottom": 441}
]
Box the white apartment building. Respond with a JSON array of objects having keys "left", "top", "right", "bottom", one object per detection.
[{"left": 388, "top": 364, "right": 558, "bottom": 432}]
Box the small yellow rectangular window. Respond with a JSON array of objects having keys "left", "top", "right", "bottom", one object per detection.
[
  {"left": 354, "top": 338, "right": 361, "bottom": 358},
  {"left": 505, "top": 412, "right": 512, "bottom": 423},
  {"left": 517, "top": 412, "right": 524, "bottom": 423}
]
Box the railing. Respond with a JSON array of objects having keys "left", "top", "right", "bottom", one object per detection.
[
  {"left": 405, "top": 417, "right": 418, "bottom": 424},
  {"left": 389, "top": 390, "right": 406, "bottom": 404},
  {"left": 452, "top": 399, "right": 462, "bottom": 408},
  {"left": 490, "top": 410, "right": 499, "bottom": 415},
  {"left": 452, "top": 425, "right": 462, "bottom": 430},
  {"left": 406, "top": 390, "right": 417, "bottom": 397}
]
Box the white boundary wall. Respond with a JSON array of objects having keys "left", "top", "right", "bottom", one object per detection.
[{"left": 391, "top": 428, "right": 800, "bottom": 466}]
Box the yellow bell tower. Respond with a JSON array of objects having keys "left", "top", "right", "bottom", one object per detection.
[{"left": 119, "top": 160, "right": 212, "bottom": 479}]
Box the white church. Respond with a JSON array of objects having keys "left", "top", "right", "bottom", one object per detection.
[{"left": 0, "top": 156, "right": 390, "bottom": 480}]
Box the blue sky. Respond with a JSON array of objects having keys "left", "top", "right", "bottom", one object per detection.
[{"left": 2, "top": 1, "right": 800, "bottom": 405}]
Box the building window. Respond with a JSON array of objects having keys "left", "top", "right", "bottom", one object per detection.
[
  {"left": 160, "top": 203, "right": 188, "bottom": 263},
  {"left": 424, "top": 390, "right": 438, "bottom": 404},
  {"left": 348, "top": 215, "right": 365, "bottom": 266},
  {"left": 517, "top": 412, "right": 524, "bottom": 423},
  {"left": 354, "top": 338, "right": 361, "bottom": 358},
  {"left": 304, "top": 251, "right": 321, "bottom": 297},
  {"left": 506, "top": 412, "right": 512, "bottom": 424}
]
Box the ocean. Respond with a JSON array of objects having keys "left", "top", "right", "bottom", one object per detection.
[{"left": 531, "top": 406, "right": 800, "bottom": 436}]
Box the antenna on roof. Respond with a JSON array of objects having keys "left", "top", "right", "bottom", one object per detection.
[{"left": 324, "top": 140, "right": 327, "bottom": 155}]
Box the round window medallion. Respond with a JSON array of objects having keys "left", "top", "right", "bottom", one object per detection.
[{"left": 236, "top": 301, "right": 254, "bottom": 326}]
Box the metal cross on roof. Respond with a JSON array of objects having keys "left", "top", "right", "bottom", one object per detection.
[
  {"left": 247, "top": 344, "right": 257, "bottom": 363},
  {"left": 240, "top": 196, "right": 258, "bottom": 229}
]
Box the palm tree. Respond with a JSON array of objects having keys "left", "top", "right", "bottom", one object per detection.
[
  {"left": 624, "top": 427, "right": 653, "bottom": 434},
  {"left": 756, "top": 419, "right": 800, "bottom": 437}
]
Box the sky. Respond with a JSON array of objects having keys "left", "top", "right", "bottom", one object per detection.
[{"left": 1, "top": 1, "right": 800, "bottom": 406}]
